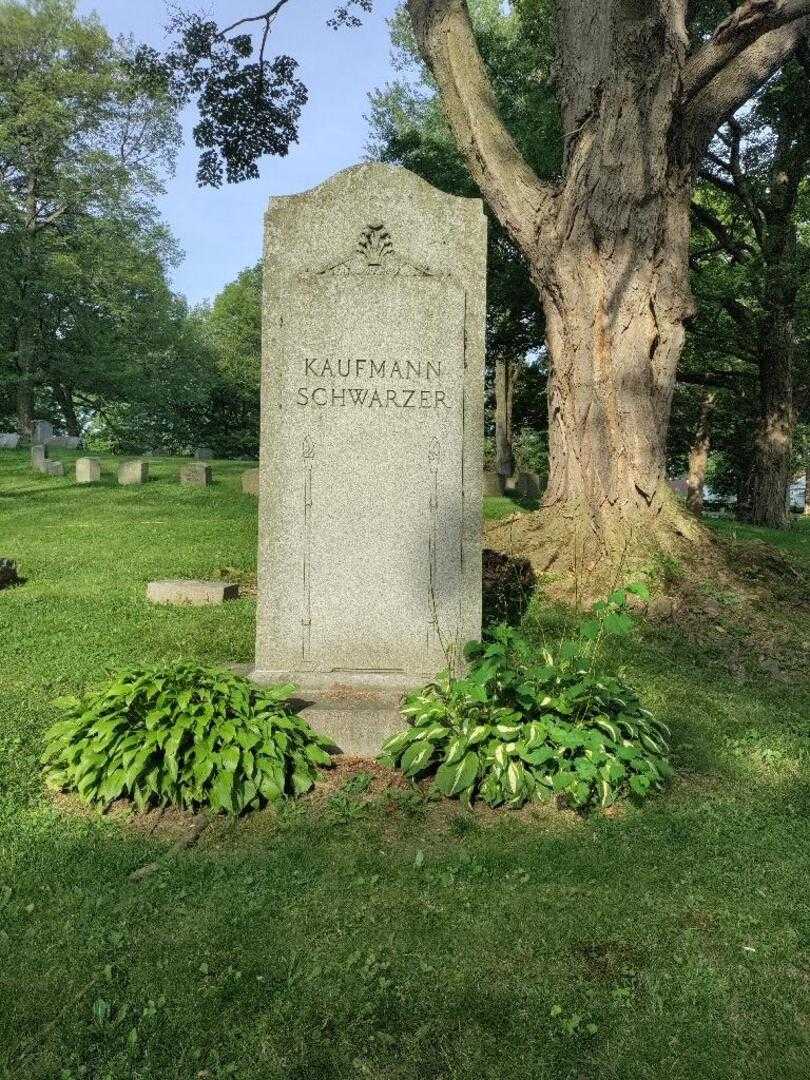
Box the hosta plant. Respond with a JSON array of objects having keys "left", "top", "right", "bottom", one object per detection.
[
  {"left": 381, "top": 589, "right": 672, "bottom": 809},
  {"left": 42, "top": 663, "right": 332, "bottom": 814}
]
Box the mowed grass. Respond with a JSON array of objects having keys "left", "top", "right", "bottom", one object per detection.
[{"left": 0, "top": 449, "right": 808, "bottom": 1080}]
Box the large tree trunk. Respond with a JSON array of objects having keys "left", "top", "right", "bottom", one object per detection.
[
  {"left": 745, "top": 317, "right": 794, "bottom": 527},
  {"left": 494, "top": 354, "right": 514, "bottom": 479},
  {"left": 742, "top": 128, "right": 800, "bottom": 528},
  {"left": 686, "top": 390, "right": 717, "bottom": 516},
  {"left": 538, "top": 206, "right": 697, "bottom": 569},
  {"left": 15, "top": 320, "right": 35, "bottom": 438},
  {"left": 52, "top": 383, "right": 81, "bottom": 437},
  {"left": 407, "top": 0, "right": 810, "bottom": 583}
]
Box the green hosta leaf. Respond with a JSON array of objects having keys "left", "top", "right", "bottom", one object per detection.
[
  {"left": 443, "top": 737, "right": 467, "bottom": 767},
  {"left": 465, "top": 724, "right": 491, "bottom": 745},
  {"left": 221, "top": 745, "right": 241, "bottom": 772},
  {"left": 505, "top": 760, "right": 526, "bottom": 798},
  {"left": 519, "top": 745, "right": 555, "bottom": 766},
  {"left": 435, "top": 751, "right": 479, "bottom": 797},
  {"left": 400, "top": 739, "right": 435, "bottom": 777},
  {"left": 304, "top": 743, "right": 332, "bottom": 766},
  {"left": 380, "top": 730, "right": 417, "bottom": 759},
  {"left": 552, "top": 771, "right": 576, "bottom": 791}
]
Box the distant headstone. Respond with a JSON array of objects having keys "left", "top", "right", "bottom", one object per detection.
[
  {"left": 48, "top": 435, "right": 81, "bottom": 450},
  {"left": 75, "top": 457, "right": 101, "bottom": 484},
  {"left": 0, "top": 558, "right": 20, "bottom": 589},
  {"left": 251, "top": 164, "right": 486, "bottom": 753},
  {"left": 241, "top": 468, "right": 259, "bottom": 496},
  {"left": 482, "top": 470, "right": 504, "bottom": 497},
  {"left": 118, "top": 460, "right": 148, "bottom": 485},
  {"left": 32, "top": 420, "right": 54, "bottom": 444},
  {"left": 44, "top": 460, "right": 64, "bottom": 477},
  {"left": 0, "top": 433, "right": 20, "bottom": 449},
  {"left": 147, "top": 579, "right": 239, "bottom": 606},
  {"left": 31, "top": 445, "right": 48, "bottom": 472},
  {"left": 516, "top": 471, "right": 542, "bottom": 500},
  {"left": 194, "top": 447, "right": 213, "bottom": 461},
  {"left": 180, "top": 463, "right": 212, "bottom": 487}
]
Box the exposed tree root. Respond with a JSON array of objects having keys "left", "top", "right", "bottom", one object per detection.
[{"left": 483, "top": 492, "right": 805, "bottom": 610}]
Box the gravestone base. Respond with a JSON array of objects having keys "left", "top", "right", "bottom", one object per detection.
[{"left": 245, "top": 668, "right": 423, "bottom": 757}]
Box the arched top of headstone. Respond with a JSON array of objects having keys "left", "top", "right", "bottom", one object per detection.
[{"left": 264, "top": 163, "right": 485, "bottom": 284}]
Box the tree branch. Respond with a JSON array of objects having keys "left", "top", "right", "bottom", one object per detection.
[
  {"left": 677, "top": 369, "right": 755, "bottom": 388},
  {"left": 685, "top": 16, "right": 810, "bottom": 153},
  {"left": 684, "top": 0, "right": 810, "bottom": 102},
  {"left": 406, "top": 0, "right": 555, "bottom": 267},
  {"left": 690, "top": 201, "right": 755, "bottom": 262},
  {"left": 219, "top": 1, "right": 293, "bottom": 39}
]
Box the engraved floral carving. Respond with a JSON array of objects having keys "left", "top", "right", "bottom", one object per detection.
[
  {"left": 313, "top": 222, "right": 445, "bottom": 278},
  {"left": 357, "top": 223, "right": 393, "bottom": 268}
]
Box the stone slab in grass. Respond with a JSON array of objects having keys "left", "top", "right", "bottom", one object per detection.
[
  {"left": 180, "top": 463, "right": 212, "bottom": 487},
  {"left": 241, "top": 468, "right": 259, "bottom": 496},
  {"left": 43, "top": 460, "right": 64, "bottom": 477},
  {"left": 75, "top": 457, "right": 101, "bottom": 484},
  {"left": 31, "top": 444, "right": 47, "bottom": 472},
  {"left": 147, "top": 579, "right": 239, "bottom": 606},
  {"left": 118, "top": 460, "right": 148, "bottom": 485}
]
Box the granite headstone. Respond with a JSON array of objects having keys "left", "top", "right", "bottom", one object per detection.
[
  {"left": 180, "top": 462, "right": 212, "bottom": 486},
  {"left": 252, "top": 164, "right": 486, "bottom": 751},
  {"left": 118, "top": 460, "right": 148, "bottom": 485},
  {"left": 75, "top": 457, "right": 101, "bottom": 484}
]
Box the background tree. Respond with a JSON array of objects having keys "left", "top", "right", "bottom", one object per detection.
[
  {"left": 366, "top": 1, "right": 554, "bottom": 481},
  {"left": 158, "top": 0, "right": 810, "bottom": 584},
  {"left": 692, "top": 54, "right": 810, "bottom": 526},
  {"left": 0, "top": 0, "right": 179, "bottom": 435}
]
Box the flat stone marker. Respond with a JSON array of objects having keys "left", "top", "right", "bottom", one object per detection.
[
  {"left": 180, "top": 463, "right": 212, "bottom": 487},
  {"left": 241, "top": 468, "right": 259, "bottom": 496},
  {"left": 43, "top": 460, "right": 64, "bottom": 477},
  {"left": 0, "top": 433, "right": 20, "bottom": 449},
  {"left": 118, "top": 460, "right": 148, "bottom": 485},
  {"left": 75, "top": 457, "right": 101, "bottom": 484},
  {"left": 251, "top": 163, "right": 486, "bottom": 754},
  {"left": 31, "top": 445, "right": 47, "bottom": 472},
  {"left": 194, "top": 446, "right": 213, "bottom": 460},
  {"left": 147, "top": 579, "right": 239, "bottom": 606}
]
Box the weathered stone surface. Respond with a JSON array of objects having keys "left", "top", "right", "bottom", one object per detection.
[
  {"left": 0, "top": 559, "right": 20, "bottom": 589},
  {"left": 482, "top": 470, "right": 504, "bottom": 497},
  {"left": 48, "top": 435, "right": 81, "bottom": 450},
  {"left": 75, "top": 457, "right": 101, "bottom": 484},
  {"left": 32, "top": 420, "right": 53, "bottom": 444},
  {"left": 0, "top": 433, "right": 20, "bottom": 449},
  {"left": 147, "top": 579, "right": 239, "bottom": 606},
  {"left": 31, "top": 444, "right": 48, "bottom": 471},
  {"left": 241, "top": 468, "right": 259, "bottom": 495},
  {"left": 253, "top": 164, "right": 486, "bottom": 748},
  {"left": 516, "top": 471, "right": 542, "bottom": 500},
  {"left": 180, "top": 463, "right": 212, "bottom": 486},
  {"left": 194, "top": 447, "right": 213, "bottom": 460},
  {"left": 118, "top": 460, "right": 148, "bottom": 485},
  {"left": 44, "top": 460, "right": 64, "bottom": 477}
]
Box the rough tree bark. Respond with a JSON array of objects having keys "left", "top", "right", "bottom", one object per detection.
[
  {"left": 686, "top": 390, "right": 716, "bottom": 516},
  {"left": 494, "top": 354, "right": 514, "bottom": 480},
  {"left": 744, "top": 122, "right": 803, "bottom": 526},
  {"left": 406, "top": 0, "right": 810, "bottom": 580},
  {"left": 52, "top": 383, "right": 81, "bottom": 437}
]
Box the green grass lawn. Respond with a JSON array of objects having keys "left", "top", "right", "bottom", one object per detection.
[{"left": 1, "top": 450, "right": 808, "bottom": 1080}]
